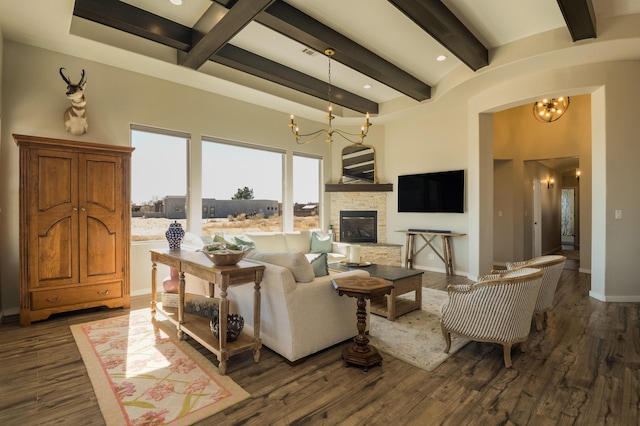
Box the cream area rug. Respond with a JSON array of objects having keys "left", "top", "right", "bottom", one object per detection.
[
  {"left": 70, "top": 310, "right": 249, "bottom": 426},
  {"left": 368, "top": 288, "right": 470, "bottom": 372}
]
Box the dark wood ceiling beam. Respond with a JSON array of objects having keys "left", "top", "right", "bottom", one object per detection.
[
  {"left": 214, "top": 45, "right": 378, "bottom": 114},
  {"left": 178, "top": 0, "right": 275, "bottom": 69},
  {"left": 256, "top": 1, "right": 431, "bottom": 102},
  {"left": 73, "top": 0, "right": 192, "bottom": 51},
  {"left": 387, "top": 0, "right": 488, "bottom": 71},
  {"left": 556, "top": 0, "right": 597, "bottom": 41},
  {"left": 73, "top": 0, "right": 378, "bottom": 112}
]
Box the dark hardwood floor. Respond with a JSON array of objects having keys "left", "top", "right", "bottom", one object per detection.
[{"left": 1, "top": 268, "right": 638, "bottom": 425}]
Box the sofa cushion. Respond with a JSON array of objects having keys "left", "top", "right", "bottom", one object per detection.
[
  {"left": 283, "top": 231, "right": 312, "bottom": 253},
  {"left": 246, "top": 251, "right": 315, "bottom": 283},
  {"left": 246, "top": 233, "right": 288, "bottom": 252},
  {"left": 310, "top": 231, "right": 333, "bottom": 253},
  {"left": 309, "top": 253, "right": 329, "bottom": 277}
]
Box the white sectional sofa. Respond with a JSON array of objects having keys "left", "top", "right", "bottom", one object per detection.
[{"left": 182, "top": 231, "right": 368, "bottom": 363}]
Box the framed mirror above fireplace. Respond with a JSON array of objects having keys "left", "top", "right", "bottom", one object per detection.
[{"left": 340, "top": 145, "right": 377, "bottom": 184}]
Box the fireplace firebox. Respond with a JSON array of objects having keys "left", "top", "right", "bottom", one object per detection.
[{"left": 340, "top": 210, "right": 377, "bottom": 243}]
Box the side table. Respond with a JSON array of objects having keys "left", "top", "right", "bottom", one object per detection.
[{"left": 332, "top": 276, "right": 393, "bottom": 371}]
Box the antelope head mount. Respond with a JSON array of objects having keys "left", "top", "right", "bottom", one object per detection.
[{"left": 59, "top": 67, "right": 88, "bottom": 135}]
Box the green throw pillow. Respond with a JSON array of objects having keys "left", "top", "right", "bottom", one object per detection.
[
  {"left": 213, "top": 233, "right": 230, "bottom": 244},
  {"left": 310, "top": 231, "right": 333, "bottom": 253},
  {"left": 310, "top": 253, "right": 329, "bottom": 277},
  {"left": 234, "top": 236, "right": 255, "bottom": 248}
]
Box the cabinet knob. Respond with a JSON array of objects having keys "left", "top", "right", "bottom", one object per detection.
[
  {"left": 81, "top": 207, "right": 86, "bottom": 211},
  {"left": 73, "top": 207, "right": 78, "bottom": 211},
  {"left": 46, "top": 297, "right": 61, "bottom": 303},
  {"left": 97, "top": 290, "right": 110, "bottom": 296}
]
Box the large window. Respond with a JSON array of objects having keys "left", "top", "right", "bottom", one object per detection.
[
  {"left": 293, "top": 154, "right": 321, "bottom": 230},
  {"left": 201, "top": 138, "right": 284, "bottom": 235},
  {"left": 131, "top": 126, "right": 188, "bottom": 241}
]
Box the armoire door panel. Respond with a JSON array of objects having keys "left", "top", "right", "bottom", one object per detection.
[
  {"left": 29, "top": 150, "right": 80, "bottom": 288},
  {"left": 35, "top": 216, "right": 76, "bottom": 285},
  {"left": 79, "top": 153, "right": 123, "bottom": 282},
  {"left": 82, "top": 156, "right": 118, "bottom": 212},
  {"left": 83, "top": 217, "right": 117, "bottom": 277},
  {"left": 35, "top": 154, "right": 75, "bottom": 211}
]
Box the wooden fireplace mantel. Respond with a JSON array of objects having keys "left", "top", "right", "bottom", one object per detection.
[{"left": 325, "top": 183, "right": 393, "bottom": 192}]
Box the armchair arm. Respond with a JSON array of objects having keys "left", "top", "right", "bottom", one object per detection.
[{"left": 505, "top": 260, "right": 526, "bottom": 270}]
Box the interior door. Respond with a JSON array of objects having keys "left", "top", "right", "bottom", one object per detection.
[{"left": 533, "top": 179, "right": 542, "bottom": 257}]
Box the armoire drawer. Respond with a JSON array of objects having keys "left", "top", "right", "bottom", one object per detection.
[{"left": 31, "top": 282, "right": 123, "bottom": 310}]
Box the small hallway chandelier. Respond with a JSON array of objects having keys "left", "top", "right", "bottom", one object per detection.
[
  {"left": 288, "top": 48, "right": 372, "bottom": 145},
  {"left": 533, "top": 97, "right": 570, "bottom": 122}
]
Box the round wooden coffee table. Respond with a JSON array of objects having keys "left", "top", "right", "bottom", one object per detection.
[{"left": 332, "top": 275, "right": 393, "bottom": 371}]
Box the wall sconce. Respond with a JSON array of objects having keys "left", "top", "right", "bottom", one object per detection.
[
  {"left": 547, "top": 177, "right": 555, "bottom": 189},
  {"left": 576, "top": 169, "right": 581, "bottom": 181}
]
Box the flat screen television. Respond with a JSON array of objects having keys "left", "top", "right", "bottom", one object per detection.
[{"left": 398, "top": 170, "right": 465, "bottom": 213}]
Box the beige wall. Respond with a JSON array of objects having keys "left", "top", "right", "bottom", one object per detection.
[
  {"left": 493, "top": 160, "right": 515, "bottom": 264},
  {"left": 384, "top": 101, "right": 470, "bottom": 274},
  {"left": 0, "top": 29, "right": 3, "bottom": 318}
]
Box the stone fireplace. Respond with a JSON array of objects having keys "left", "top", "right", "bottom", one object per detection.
[
  {"left": 340, "top": 210, "right": 377, "bottom": 243},
  {"left": 328, "top": 188, "right": 401, "bottom": 265},
  {"left": 329, "top": 191, "right": 387, "bottom": 243}
]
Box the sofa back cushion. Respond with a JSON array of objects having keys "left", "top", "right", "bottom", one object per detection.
[
  {"left": 246, "top": 251, "right": 315, "bottom": 283},
  {"left": 246, "top": 233, "right": 288, "bottom": 252},
  {"left": 283, "top": 231, "right": 312, "bottom": 253}
]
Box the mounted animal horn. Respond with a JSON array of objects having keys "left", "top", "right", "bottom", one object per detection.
[
  {"left": 59, "top": 67, "right": 71, "bottom": 85},
  {"left": 59, "top": 67, "right": 88, "bottom": 135}
]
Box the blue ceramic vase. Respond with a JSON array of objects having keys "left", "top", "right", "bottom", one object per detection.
[{"left": 165, "top": 221, "right": 185, "bottom": 249}]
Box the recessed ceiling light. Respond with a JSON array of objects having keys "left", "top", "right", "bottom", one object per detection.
[
  {"left": 363, "top": 84, "right": 372, "bottom": 89},
  {"left": 170, "top": 0, "right": 183, "bottom": 5},
  {"left": 436, "top": 55, "right": 447, "bottom": 61}
]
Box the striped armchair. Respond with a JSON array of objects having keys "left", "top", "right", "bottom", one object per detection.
[
  {"left": 506, "top": 255, "right": 566, "bottom": 331},
  {"left": 440, "top": 268, "right": 544, "bottom": 368}
]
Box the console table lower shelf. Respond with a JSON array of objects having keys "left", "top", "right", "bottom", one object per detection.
[
  {"left": 150, "top": 249, "right": 265, "bottom": 375},
  {"left": 154, "top": 304, "right": 258, "bottom": 360}
]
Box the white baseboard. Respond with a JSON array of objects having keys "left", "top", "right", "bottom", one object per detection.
[
  {"left": 4, "top": 307, "right": 19, "bottom": 316},
  {"left": 131, "top": 289, "right": 152, "bottom": 297}
]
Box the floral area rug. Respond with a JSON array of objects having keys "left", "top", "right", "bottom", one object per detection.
[
  {"left": 70, "top": 310, "right": 249, "bottom": 425},
  {"left": 368, "top": 287, "right": 470, "bottom": 372}
]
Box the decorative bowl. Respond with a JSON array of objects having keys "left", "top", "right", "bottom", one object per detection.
[
  {"left": 210, "top": 314, "right": 244, "bottom": 342},
  {"left": 199, "top": 244, "right": 249, "bottom": 266}
]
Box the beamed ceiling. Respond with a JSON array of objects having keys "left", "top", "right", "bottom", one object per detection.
[
  {"left": 70, "top": 0, "right": 596, "bottom": 116},
  {"left": 2, "top": 0, "right": 639, "bottom": 123}
]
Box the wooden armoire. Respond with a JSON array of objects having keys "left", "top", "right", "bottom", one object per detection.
[{"left": 14, "top": 134, "right": 134, "bottom": 326}]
